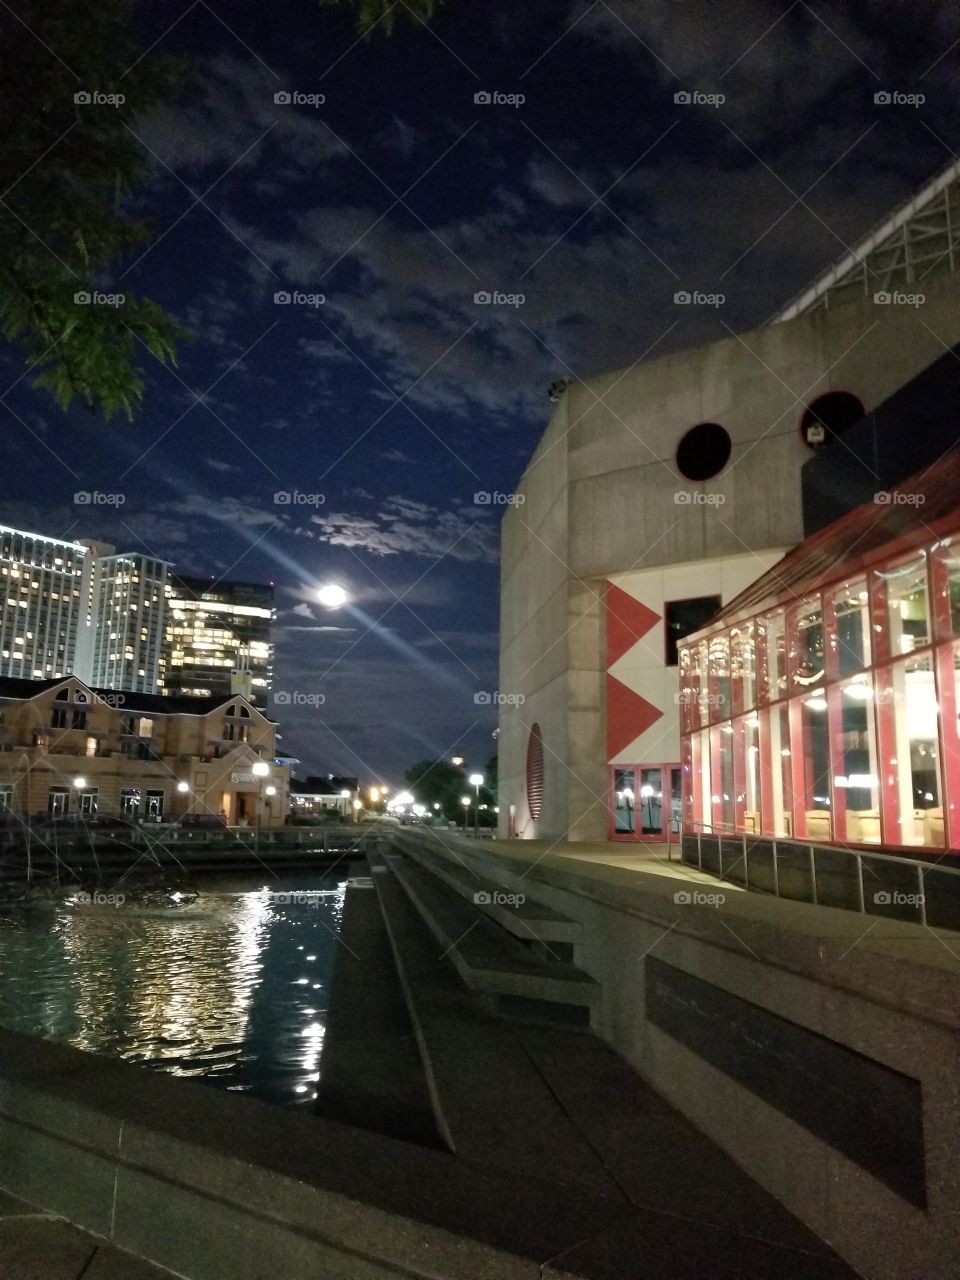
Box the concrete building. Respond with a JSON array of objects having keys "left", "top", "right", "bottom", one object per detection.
[
  {"left": 162, "top": 575, "right": 274, "bottom": 709},
  {"left": 0, "top": 675, "right": 288, "bottom": 827},
  {"left": 0, "top": 525, "right": 86, "bottom": 679},
  {"left": 498, "top": 162, "right": 960, "bottom": 843}
]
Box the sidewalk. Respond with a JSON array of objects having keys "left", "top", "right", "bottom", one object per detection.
[{"left": 0, "top": 1190, "right": 175, "bottom": 1279}]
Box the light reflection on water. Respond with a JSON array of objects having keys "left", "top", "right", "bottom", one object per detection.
[{"left": 0, "top": 874, "right": 348, "bottom": 1108}]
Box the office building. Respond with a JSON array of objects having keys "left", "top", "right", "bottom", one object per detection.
[{"left": 162, "top": 576, "right": 274, "bottom": 709}]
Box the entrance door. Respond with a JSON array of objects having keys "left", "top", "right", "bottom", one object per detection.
[{"left": 610, "top": 763, "right": 681, "bottom": 840}]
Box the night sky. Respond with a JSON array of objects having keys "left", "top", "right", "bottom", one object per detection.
[{"left": 3, "top": 0, "right": 959, "bottom": 785}]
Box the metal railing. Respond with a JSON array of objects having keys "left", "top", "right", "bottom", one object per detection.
[{"left": 679, "top": 821, "right": 960, "bottom": 927}]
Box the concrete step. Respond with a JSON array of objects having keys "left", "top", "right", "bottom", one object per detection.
[
  {"left": 511, "top": 1023, "right": 849, "bottom": 1260},
  {"left": 314, "top": 875, "right": 444, "bottom": 1150},
  {"left": 368, "top": 852, "right": 627, "bottom": 1199},
  {"left": 385, "top": 853, "right": 599, "bottom": 1025},
  {"left": 398, "top": 837, "right": 581, "bottom": 957}
]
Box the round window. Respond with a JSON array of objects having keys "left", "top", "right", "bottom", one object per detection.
[
  {"left": 800, "top": 392, "right": 864, "bottom": 448},
  {"left": 675, "top": 423, "right": 732, "bottom": 481},
  {"left": 526, "top": 723, "right": 544, "bottom": 822}
]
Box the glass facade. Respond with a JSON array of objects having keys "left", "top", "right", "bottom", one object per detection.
[
  {"left": 162, "top": 576, "right": 274, "bottom": 709},
  {"left": 678, "top": 535, "right": 960, "bottom": 853}
]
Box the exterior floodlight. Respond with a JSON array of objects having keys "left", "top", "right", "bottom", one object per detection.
[{"left": 252, "top": 761, "right": 270, "bottom": 778}]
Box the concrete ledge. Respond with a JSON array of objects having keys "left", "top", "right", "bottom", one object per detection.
[
  {"left": 401, "top": 832, "right": 960, "bottom": 1033},
  {"left": 0, "top": 1029, "right": 633, "bottom": 1280}
]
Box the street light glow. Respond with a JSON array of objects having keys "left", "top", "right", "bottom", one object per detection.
[
  {"left": 317, "top": 583, "right": 348, "bottom": 609},
  {"left": 469, "top": 773, "right": 483, "bottom": 787},
  {"left": 252, "top": 761, "right": 270, "bottom": 778}
]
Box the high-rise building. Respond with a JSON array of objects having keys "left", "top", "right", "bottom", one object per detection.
[
  {"left": 0, "top": 527, "right": 275, "bottom": 703},
  {"left": 74, "top": 544, "right": 169, "bottom": 694},
  {"left": 161, "top": 576, "right": 274, "bottom": 709},
  {"left": 0, "top": 525, "right": 86, "bottom": 679}
]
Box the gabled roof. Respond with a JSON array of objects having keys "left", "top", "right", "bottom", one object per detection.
[
  {"left": 689, "top": 446, "right": 960, "bottom": 634},
  {"left": 771, "top": 159, "right": 960, "bottom": 322},
  {"left": 0, "top": 676, "right": 276, "bottom": 720}
]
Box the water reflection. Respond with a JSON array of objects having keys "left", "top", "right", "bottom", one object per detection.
[{"left": 0, "top": 874, "right": 347, "bottom": 1107}]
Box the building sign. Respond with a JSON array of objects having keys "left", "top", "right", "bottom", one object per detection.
[{"left": 231, "top": 771, "right": 255, "bottom": 783}]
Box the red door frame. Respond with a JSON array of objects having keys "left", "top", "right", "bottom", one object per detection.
[{"left": 609, "top": 762, "right": 681, "bottom": 840}]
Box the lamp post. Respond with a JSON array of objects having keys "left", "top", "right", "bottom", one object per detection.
[
  {"left": 469, "top": 773, "right": 483, "bottom": 836},
  {"left": 461, "top": 795, "right": 471, "bottom": 829},
  {"left": 339, "top": 789, "right": 351, "bottom": 824},
  {"left": 252, "top": 760, "right": 270, "bottom": 851},
  {"left": 18, "top": 752, "right": 32, "bottom": 885}
]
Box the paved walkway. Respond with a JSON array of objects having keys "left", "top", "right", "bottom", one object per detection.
[
  {"left": 437, "top": 834, "right": 960, "bottom": 986},
  {"left": 0, "top": 1191, "right": 175, "bottom": 1279}
]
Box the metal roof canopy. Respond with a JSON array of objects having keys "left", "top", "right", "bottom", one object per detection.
[
  {"left": 771, "top": 159, "right": 960, "bottom": 323},
  {"left": 683, "top": 445, "right": 960, "bottom": 640}
]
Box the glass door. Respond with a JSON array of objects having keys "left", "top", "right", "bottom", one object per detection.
[
  {"left": 611, "top": 763, "right": 681, "bottom": 840},
  {"left": 613, "top": 768, "right": 635, "bottom": 835},
  {"left": 638, "top": 768, "right": 663, "bottom": 835}
]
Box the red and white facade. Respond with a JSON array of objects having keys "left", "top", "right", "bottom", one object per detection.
[{"left": 605, "top": 554, "right": 787, "bottom": 841}]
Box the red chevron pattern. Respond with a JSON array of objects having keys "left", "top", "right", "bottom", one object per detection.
[
  {"left": 606, "top": 673, "right": 663, "bottom": 760},
  {"left": 605, "top": 581, "right": 660, "bottom": 667}
]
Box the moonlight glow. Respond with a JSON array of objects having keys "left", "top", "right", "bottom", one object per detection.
[{"left": 317, "top": 583, "right": 348, "bottom": 609}]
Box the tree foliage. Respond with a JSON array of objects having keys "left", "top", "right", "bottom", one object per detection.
[
  {"left": 320, "top": 0, "right": 442, "bottom": 37},
  {"left": 403, "top": 757, "right": 495, "bottom": 824},
  {"left": 0, "top": 1, "right": 192, "bottom": 418}
]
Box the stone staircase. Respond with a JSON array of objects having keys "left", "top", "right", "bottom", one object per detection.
[{"left": 312, "top": 833, "right": 858, "bottom": 1278}]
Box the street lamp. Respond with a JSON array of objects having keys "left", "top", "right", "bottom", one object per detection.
[
  {"left": 252, "top": 760, "right": 270, "bottom": 850},
  {"left": 469, "top": 772, "right": 483, "bottom": 835},
  {"left": 461, "top": 795, "right": 471, "bottom": 829}
]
